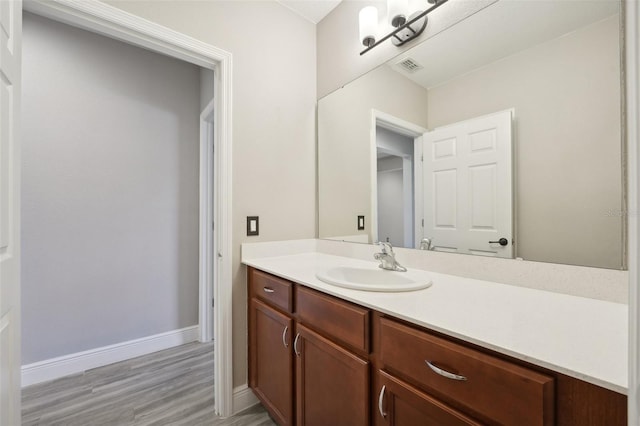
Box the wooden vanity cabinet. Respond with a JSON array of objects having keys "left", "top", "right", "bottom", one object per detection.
[
  {"left": 249, "top": 299, "right": 294, "bottom": 425},
  {"left": 247, "top": 267, "right": 627, "bottom": 426},
  {"left": 248, "top": 269, "right": 295, "bottom": 425},
  {"left": 250, "top": 268, "right": 293, "bottom": 312},
  {"left": 295, "top": 323, "right": 369, "bottom": 426},
  {"left": 377, "top": 317, "right": 554, "bottom": 425},
  {"left": 295, "top": 285, "right": 370, "bottom": 355},
  {"left": 248, "top": 267, "right": 370, "bottom": 426}
]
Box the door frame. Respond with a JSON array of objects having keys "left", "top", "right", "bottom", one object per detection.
[
  {"left": 200, "top": 98, "right": 215, "bottom": 344},
  {"left": 22, "top": 0, "right": 235, "bottom": 417},
  {"left": 370, "top": 110, "right": 427, "bottom": 247}
]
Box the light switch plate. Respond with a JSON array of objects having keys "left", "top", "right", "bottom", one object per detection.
[
  {"left": 357, "top": 215, "right": 365, "bottom": 230},
  {"left": 247, "top": 216, "right": 259, "bottom": 236}
]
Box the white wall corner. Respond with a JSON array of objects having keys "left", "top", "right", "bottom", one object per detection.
[
  {"left": 232, "top": 384, "right": 260, "bottom": 415},
  {"left": 21, "top": 326, "right": 199, "bottom": 388}
]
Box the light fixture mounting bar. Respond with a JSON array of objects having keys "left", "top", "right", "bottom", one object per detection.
[{"left": 359, "top": 0, "right": 449, "bottom": 56}]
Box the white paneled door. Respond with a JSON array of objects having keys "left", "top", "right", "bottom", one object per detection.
[
  {"left": 422, "top": 110, "right": 513, "bottom": 258},
  {"left": 0, "top": 0, "right": 21, "bottom": 424}
]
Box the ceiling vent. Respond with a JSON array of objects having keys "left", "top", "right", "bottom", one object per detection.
[{"left": 396, "top": 57, "right": 423, "bottom": 73}]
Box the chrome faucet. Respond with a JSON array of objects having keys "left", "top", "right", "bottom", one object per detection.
[
  {"left": 420, "top": 238, "right": 433, "bottom": 250},
  {"left": 374, "top": 242, "right": 407, "bottom": 272}
]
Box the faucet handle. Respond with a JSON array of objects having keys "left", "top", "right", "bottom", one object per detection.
[
  {"left": 420, "top": 238, "right": 432, "bottom": 250},
  {"left": 379, "top": 241, "right": 393, "bottom": 254}
]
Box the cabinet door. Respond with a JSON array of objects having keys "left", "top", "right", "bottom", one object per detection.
[
  {"left": 249, "top": 298, "right": 293, "bottom": 425},
  {"left": 374, "top": 370, "right": 482, "bottom": 426},
  {"left": 295, "top": 323, "right": 369, "bottom": 426}
]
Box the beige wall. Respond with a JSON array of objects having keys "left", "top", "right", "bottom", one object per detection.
[
  {"left": 318, "top": 2, "right": 623, "bottom": 270},
  {"left": 318, "top": 65, "right": 428, "bottom": 240},
  {"left": 103, "top": 1, "right": 317, "bottom": 388},
  {"left": 317, "top": 0, "right": 497, "bottom": 98},
  {"left": 427, "top": 16, "right": 622, "bottom": 269}
]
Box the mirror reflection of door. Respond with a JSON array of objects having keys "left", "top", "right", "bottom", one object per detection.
[
  {"left": 422, "top": 109, "right": 514, "bottom": 258},
  {"left": 376, "top": 126, "right": 415, "bottom": 248}
]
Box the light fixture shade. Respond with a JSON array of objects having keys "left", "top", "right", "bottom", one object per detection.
[
  {"left": 387, "top": 0, "right": 408, "bottom": 27},
  {"left": 359, "top": 6, "right": 378, "bottom": 47}
]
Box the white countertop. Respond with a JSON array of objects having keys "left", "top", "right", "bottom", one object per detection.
[{"left": 243, "top": 251, "right": 628, "bottom": 394}]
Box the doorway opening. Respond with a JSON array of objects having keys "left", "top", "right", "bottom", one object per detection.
[
  {"left": 376, "top": 127, "right": 415, "bottom": 248},
  {"left": 370, "top": 110, "right": 427, "bottom": 249},
  {"left": 19, "top": 0, "right": 234, "bottom": 417}
]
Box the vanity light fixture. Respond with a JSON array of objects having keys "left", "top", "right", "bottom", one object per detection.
[
  {"left": 359, "top": 6, "right": 378, "bottom": 48},
  {"left": 359, "top": 0, "right": 448, "bottom": 55},
  {"left": 387, "top": 0, "right": 409, "bottom": 27}
]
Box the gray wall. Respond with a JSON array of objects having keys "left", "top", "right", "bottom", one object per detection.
[
  {"left": 22, "top": 13, "right": 201, "bottom": 364},
  {"left": 377, "top": 127, "right": 413, "bottom": 156},
  {"left": 103, "top": 0, "right": 317, "bottom": 388},
  {"left": 377, "top": 129, "right": 414, "bottom": 247},
  {"left": 377, "top": 162, "right": 404, "bottom": 246},
  {"left": 200, "top": 68, "right": 215, "bottom": 112}
]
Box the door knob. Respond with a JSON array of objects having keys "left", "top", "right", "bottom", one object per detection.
[{"left": 489, "top": 238, "right": 509, "bottom": 246}]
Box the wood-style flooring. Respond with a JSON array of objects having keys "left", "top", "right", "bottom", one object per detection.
[{"left": 21, "top": 342, "right": 276, "bottom": 426}]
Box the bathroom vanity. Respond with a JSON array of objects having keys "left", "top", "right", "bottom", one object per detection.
[
  {"left": 244, "top": 246, "right": 627, "bottom": 426},
  {"left": 244, "top": 0, "right": 632, "bottom": 423}
]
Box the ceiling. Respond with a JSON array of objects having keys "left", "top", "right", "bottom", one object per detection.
[
  {"left": 388, "top": 0, "right": 619, "bottom": 89},
  {"left": 277, "top": 0, "right": 342, "bottom": 24}
]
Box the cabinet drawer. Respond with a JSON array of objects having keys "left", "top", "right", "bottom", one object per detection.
[
  {"left": 249, "top": 268, "right": 293, "bottom": 313},
  {"left": 296, "top": 286, "right": 370, "bottom": 353},
  {"left": 379, "top": 317, "right": 554, "bottom": 426}
]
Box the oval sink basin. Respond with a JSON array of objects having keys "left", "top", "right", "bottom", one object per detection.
[{"left": 315, "top": 266, "right": 432, "bottom": 292}]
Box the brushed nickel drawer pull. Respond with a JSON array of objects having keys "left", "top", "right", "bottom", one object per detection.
[
  {"left": 425, "top": 360, "right": 467, "bottom": 381},
  {"left": 282, "top": 326, "right": 289, "bottom": 348},
  {"left": 294, "top": 333, "right": 301, "bottom": 356},
  {"left": 378, "top": 385, "right": 387, "bottom": 418},
  {"left": 263, "top": 287, "right": 275, "bottom": 293}
]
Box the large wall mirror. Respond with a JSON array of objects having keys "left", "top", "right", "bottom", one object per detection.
[{"left": 318, "top": 0, "right": 625, "bottom": 270}]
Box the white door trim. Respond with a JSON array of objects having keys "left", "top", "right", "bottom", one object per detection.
[
  {"left": 200, "top": 99, "right": 215, "bottom": 343},
  {"left": 627, "top": 0, "right": 640, "bottom": 423},
  {"left": 370, "top": 109, "right": 427, "bottom": 245},
  {"left": 413, "top": 136, "right": 424, "bottom": 249},
  {"left": 1, "top": 0, "right": 21, "bottom": 422},
  {"left": 22, "top": 0, "right": 235, "bottom": 417}
]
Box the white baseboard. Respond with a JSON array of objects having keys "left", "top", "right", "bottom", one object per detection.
[
  {"left": 232, "top": 385, "right": 259, "bottom": 415},
  {"left": 22, "top": 325, "right": 200, "bottom": 387}
]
